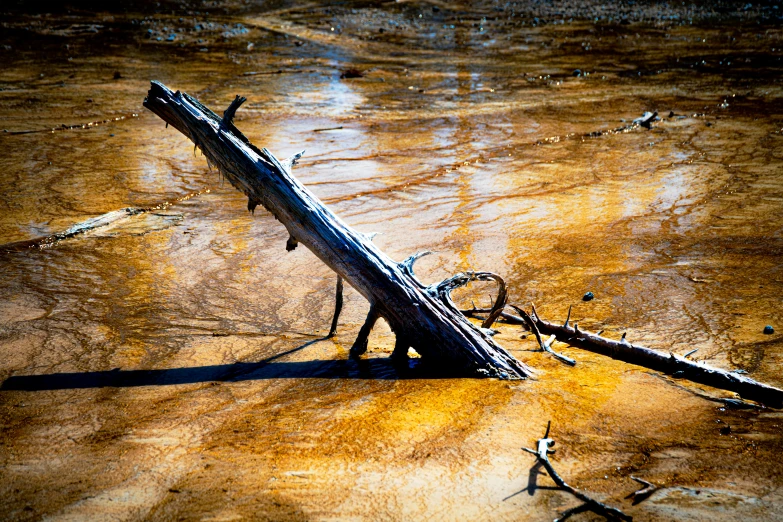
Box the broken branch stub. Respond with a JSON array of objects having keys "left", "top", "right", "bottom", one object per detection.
[{"left": 143, "top": 81, "right": 532, "bottom": 379}]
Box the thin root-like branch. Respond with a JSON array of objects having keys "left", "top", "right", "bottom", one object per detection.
[
  {"left": 431, "top": 271, "right": 508, "bottom": 327},
  {"left": 521, "top": 421, "right": 632, "bottom": 521},
  {"left": 511, "top": 305, "right": 576, "bottom": 366},
  {"left": 349, "top": 306, "right": 380, "bottom": 358},
  {"left": 625, "top": 476, "right": 657, "bottom": 505},
  {"left": 328, "top": 276, "right": 344, "bottom": 338},
  {"left": 481, "top": 275, "right": 508, "bottom": 330},
  {"left": 460, "top": 306, "right": 527, "bottom": 325}
]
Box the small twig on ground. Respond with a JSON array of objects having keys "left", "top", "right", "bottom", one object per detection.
[
  {"left": 625, "top": 476, "right": 657, "bottom": 505},
  {"left": 313, "top": 126, "right": 344, "bottom": 132},
  {"left": 243, "top": 69, "right": 304, "bottom": 76},
  {"left": 521, "top": 421, "right": 632, "bottom": 521}
]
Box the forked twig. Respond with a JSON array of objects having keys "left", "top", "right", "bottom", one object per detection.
[{"left": 521, "top": 421, "right": 632, "bottom": 521}]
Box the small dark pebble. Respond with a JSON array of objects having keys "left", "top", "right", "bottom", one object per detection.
[
  {"left": 109, "top": 134, "right": 115, "bottom": 137},
  {"left": 113, "top": 71, "right": 122, "bottom": 79},
  {"left": 668, "top": 110, "right": 675, "bottom": 118},
  {"left": 764, "top": 325, "right": 774, "bottom": 334},
  {"left": 572, "top": 69, "right": 582, "bottom": 77},
  {"left": 719, "top": 425, "right": 732, "bottom": 435},
  {"left": 582, "top": 291, "right": 594, "bottom": 301},
  {"left": 169, "top": 488, "right": 180, "bottom": 493}
]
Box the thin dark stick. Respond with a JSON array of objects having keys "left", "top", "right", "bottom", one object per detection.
[
  {"left": 349, "top": 306, "right": 380, "bottom": 358},
  {"left": 554, "top": 503, "right": 590, "bottom": 522},
  {"left": 460, "top": 307, "right": 526, "bottom": 325},
  {"left": 626, "top": 476, "right": 657, "bottom": 505},
  {"left": 328, "top": 276, "right": 343, "bottom": 338},
  {"left": 481, "top": 274, "right": 508, "bottom": 329}
]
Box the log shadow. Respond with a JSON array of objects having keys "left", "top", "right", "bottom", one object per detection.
[{"left": 1, "top": 338, "right": 453, "bottom": 392}]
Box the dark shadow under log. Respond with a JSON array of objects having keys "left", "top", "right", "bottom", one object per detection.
[{"left": 143, "top": 81, "right": 532, "bottom": 379}]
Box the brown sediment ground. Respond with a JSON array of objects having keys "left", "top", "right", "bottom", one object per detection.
[{"left": 1, "top": 1, "right": 783, "bottom": 520}]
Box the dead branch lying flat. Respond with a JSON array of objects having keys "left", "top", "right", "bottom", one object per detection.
[
  {"left": 529, "top": 307, "right": 783, "bottom": 408},
  {"left": 463, "top": 300, "right": 783, "bottom": 407}
]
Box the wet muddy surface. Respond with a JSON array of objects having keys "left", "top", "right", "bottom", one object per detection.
[{"left": 1, "top": 1, "right": 783, "bottom": 520}]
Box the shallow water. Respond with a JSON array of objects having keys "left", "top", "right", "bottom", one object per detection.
[{"left": 1, "top": 1, "right": 783, "bottom": 520}]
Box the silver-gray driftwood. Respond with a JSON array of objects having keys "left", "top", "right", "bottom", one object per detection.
[
  {"left": 144, "top": 82, "right": 783, "bottom": 408},
  {"left": 143, "top": 81, "right": 532, "bottom": 379}
]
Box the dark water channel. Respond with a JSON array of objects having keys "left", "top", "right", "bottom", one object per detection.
[{"left": 1, "top": 1, "right": 783, "bottom": 520}]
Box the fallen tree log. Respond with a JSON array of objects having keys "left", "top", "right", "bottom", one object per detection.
[
  {"left": 143, "top": 82, "right": 783, "bottom": 407},
  {"left": 143, "top": 81, "right": 532, "bottom": 379}
]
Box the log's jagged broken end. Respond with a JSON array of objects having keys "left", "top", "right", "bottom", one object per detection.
[{"left": 222, "top": 95, "right": 247, "bottom": 127}]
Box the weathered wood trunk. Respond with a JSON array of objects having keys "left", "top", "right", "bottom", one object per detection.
[{"left": 144, "top": 81, "right": 532, "bottom": 379}]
